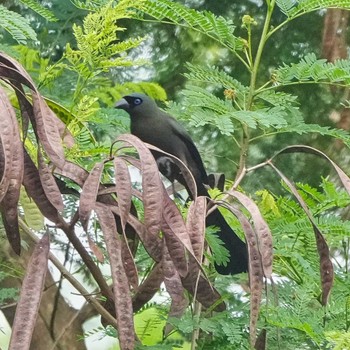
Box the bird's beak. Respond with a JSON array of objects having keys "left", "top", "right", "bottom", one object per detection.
[{"left": 115, "top": 98, "right": 129, "bottom": 110}]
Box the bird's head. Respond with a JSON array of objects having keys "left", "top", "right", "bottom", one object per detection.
[{"left": 115, "top": 93, "right": 158, "bottom": 117}]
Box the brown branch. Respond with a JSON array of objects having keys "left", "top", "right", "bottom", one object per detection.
[
  {"left": 59, "top": 220, "right": 113, "bottom": 300},
  {"left": 19, "top": 218, "right": 118, "bottom": 329}
]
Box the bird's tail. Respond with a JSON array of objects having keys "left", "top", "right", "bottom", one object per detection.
[
  {"left": 197, "top": 183, "right": 248, "bottom": 275},
  {"left": 206, "top": 208, "right": 248, "bottom": 275}
]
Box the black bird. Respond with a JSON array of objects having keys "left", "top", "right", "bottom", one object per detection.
[{"left": 115, "top": 93, "right": 248, "bottom": 275}]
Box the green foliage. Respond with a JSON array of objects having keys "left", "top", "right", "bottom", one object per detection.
[
  {"left": 0, "top": 286, "right": 18, "bottom": 304},
  {"left": 277, "top": 0, "right": 350, "bottom": 18},
  {"left": 18, "top": 0, "right": 57, "bottom": 22},
  {"left": 167, "top": 311, "right": 249, "bottom": 349},
  {"left": 174, "top": 57, "right": 350, "bottom": 149},
  {"left": 266, "top": 123, "right": 350, "bottom": 148},
  {"left": 274, "top": 53, "right": 350, "bottom": 86},
  {"left": 251, "top": 180, "right": 350, "bottom": 349},
  {"left": 88, "top": 306, "right": 191, "bottom": 349},
  {"left": 134, "top": 0, "right": 244, "bottom": 53},
  {"left": 174, "top": 84, "right": 290, "bottom": 134},
  {"left": 0, "top": 270, "right": 19, "bottom": 304},
  {"left": 63, "top": 0, "right": 144, "bottom": 80},
  {"left": 133, "top": 1, "right": 350, "bottom": 172},
  {"left": 264, "top": 281, "right": 325, "bottom": 347},
  {"left": 116, "top": 1, "right": 350, "bottom": 345},
  {"left": 0, "top": 4, "right": 37, "bottom": 44},
  {"left": 33, "top": 1, "right": 167, "bottom": 167},
  {"left": 258, "top": 88, "right": 299, "bottom": 104},
  {"left": 205, "top": 227, "right": 230, "bottom": 267},
  {"left": 15, "top": 46, "right": 49, "bottom": 71},
  {"left": 276, "top": 0, "right": 298, "bottom": 15},
  {"left": 3, "top": 1, "right": 350, "bottom": 349},
  {"left": 0, "top": 0, "right": 57, "bottom": 44},
  {"left": 256, "top": 189, "right": 281, "bottom": 217},
  {"left": 19, "top": 188, "right": 44, "bottom": 231},
  {"left": 70, "top": 0, "right": 111, "bottom": 11},
  {"left": 326, "top": 330, "right": 350, "bottom": 349},
  {"left": 38, "top": 0, "right": 148, "bottom": 98},
  {"left": 184, "top": 63, "right": 249, "bottom": 99},
  {"left": 134, "top": 307, "right": 166, "bottom": 345}
]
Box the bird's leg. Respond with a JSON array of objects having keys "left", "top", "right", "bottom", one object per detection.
[
  {"left": 157, "top": 156, "right": 188, "bottom": 201},
  {"left": 172, "top": 182, "right": 186, "bottom": 201},
  {"left": 207, "top": 173, "right": 225, "bottom": 191}
]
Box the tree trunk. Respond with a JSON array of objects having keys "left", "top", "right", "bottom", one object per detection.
[
  {"left": 322, "top": 9, "right": 349, "bottom": 62},
  {"left": 322, "top": 8, "right": 350, "bottom": 149}
]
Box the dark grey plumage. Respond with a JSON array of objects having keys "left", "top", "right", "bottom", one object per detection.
[{"left": 116, "top": 93, "right": 248, "bottom": 274}]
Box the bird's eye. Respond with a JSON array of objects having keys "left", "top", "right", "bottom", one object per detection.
[{"left": 133, "top": 98, "right": 142, "bottom": 106}]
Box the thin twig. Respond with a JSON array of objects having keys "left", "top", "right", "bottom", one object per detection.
[
  {"left": 18, "top": 218, "right": 118, "bottom": 329},
  {"left": 60, "top": 220, "right": 113, "bottom": 300},
  {"left": 190, "top": 302, "right": 202, "bottom": 350},
  {"left": 49, "top": 305, "right": 86, "bottom": 350}
]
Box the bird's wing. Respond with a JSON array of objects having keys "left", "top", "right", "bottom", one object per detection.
[{"left": 165, "top": 114, "right": 208, "bottom": 184}]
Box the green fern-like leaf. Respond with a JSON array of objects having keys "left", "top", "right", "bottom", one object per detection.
[
  {"left": 325, "top": 331, "right": 350, "bottom": 350},
  {"left": 297, "top": 182, "right": 324, "bottom": 202},
  {"left": 135, "top": 0, "right": 243, "bottom": 53},
  {"left": 74, "top": 95, "right": 100, "bottom": 120},
  {"left": 65, "top": 1, "right": 145, "bottom": 76},
  {"left": 89, "top": 80, "right": 167, "bottom": 106},
  {"left": 183, "top": 86, "right": 234, "bottom": 115},
  {"left": 234, "top": 107, "right": 289, "bottom": 129},
  {"left": 0, "top": 5, "right": 37, "bottom": 44},
  {"left": 266, "top": 282, "right": 324, "bottom": 343},
  {"left": 275, "top": 53, "right": 350, "bottom": 86},
  {"left": 179, "top": 86, "right": 240, "bottom": 134},
  {"left": 39, "top": 62, "right": 67, "bottom": 88},
  {"left": 317, "top": 216, "right": 350, "bottom": 241},
  {"left": 0, "top": 285, "right": 18, "bottom": 304},
  {"left": 184, "top": 63, "right": 249, "bottom": 103},
  {"left": 273, "top": 123, "right": 350, "bottom": 148},
  {"left": 190, "top": 109, "right": 235, "bottom": 135},
  {"left": 82, "top": 325, "right": 107, "bottom": 341},
  {"left": 256, "top": 189, "right": 281, "bottom": 217},
  {"left": 199, "top": 316, "right": 244, "bottom": 346},
  {"left": 206, "top": 227, "right": 230, "bottom": 267},
  {"left": 290, "top": 0, "right": 350, "bottom": 17},
  {"left": 75, "top": 128, "right": 95, "bottom": 151},
  {"left": 319, "top": 179, "right": 350, "bottom": 209},
  {"left": 276, "top": 0, "right": 350, "bottom": 18},
  {"left": 18, "top": 0, "right": 57, "bottom": 21},
  {"left": 14, "top": 46, "right": 42, "bottom": 70},
  {"left": 256, "top": 90, "right": 299, "bottom": 108},
  {"left": 179, "top": 86, "right": 291, "bottom": 134},
  {"left": 276, "top": 0, "right": 297, "bottom": 16},
  {"left": 71, "top": 0, "right": 110, "bottom": 11}
]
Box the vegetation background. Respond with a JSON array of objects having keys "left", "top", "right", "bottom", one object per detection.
[{"left": 1, "top": 0, "right": 350, "bottom": 349}]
